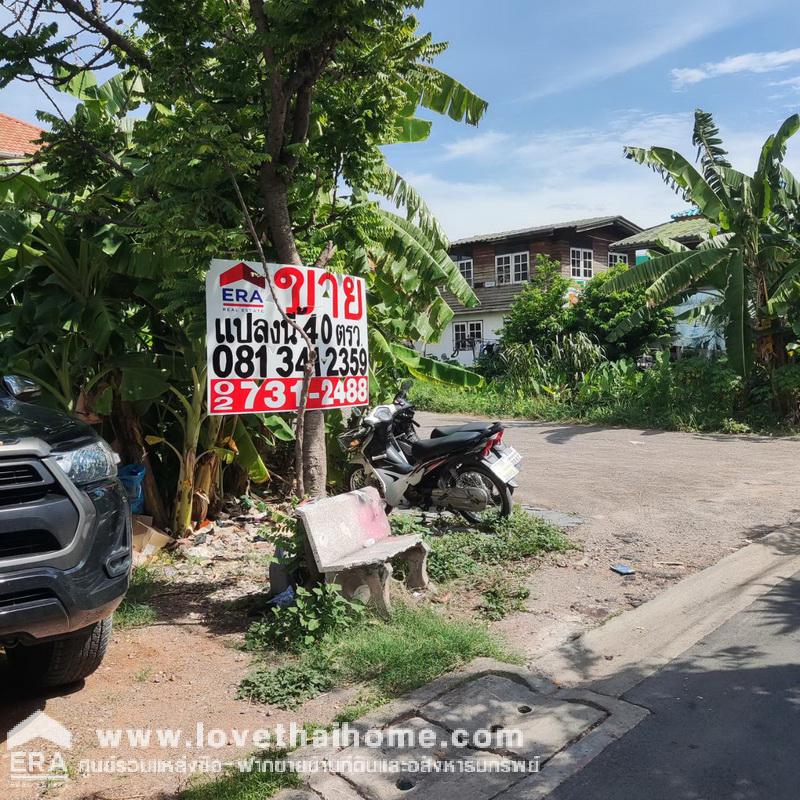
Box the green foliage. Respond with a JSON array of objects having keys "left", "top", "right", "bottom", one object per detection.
[
  {"left": 498, "top": 333, "right": 607, "bottom": 399},
  {"left": 500, "top": 256, "right": 571, "bottom": 346},
  {"left": 178, "top": 754, "right": 299, "bottom": 800},
  {"left": 566, "top": 266, "right": 675, "bottom": 360},
  {"left": 240, "top": 603, "right": 508, "bottom": 709},
  {"left": 619, "top": 108, "right": 800, "bottom": 383},
  {"left": 390, "top": 508, "right": 572, "bottom": 583},
  {"left": 245, "top": 584, "right": 364, "bottom": 652},
  {"left": 238, "top": 659, "right": 334, "bottom": 710},
  {"left": 412, "top": 353, "right": 795, "bottom": 433},
  {"left": 331, "top": 604, "right": 506, "bottom": 696}
]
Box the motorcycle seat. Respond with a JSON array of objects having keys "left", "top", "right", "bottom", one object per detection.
[
  {"left": 411, "top": 429, "right": 490, "bottom": 461},
  {"left": 430, "top": 422, "right": 494, "bottom": 439}
]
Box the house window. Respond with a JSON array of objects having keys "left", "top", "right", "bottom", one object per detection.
[
  {"left": 570, "top": 247, "right": 593, "bottom": 279},
  {"left": 454, "top": 320, "right": 483, "bottom": 350},
  {"left": 608, "top": 252, "right": 628, "bottom": 267},
  {"left": 495, "top": 252, "right": 529, "bottom": 284},
  {"left": 456, "top": 257, "right": 473, "bottom": 286}
]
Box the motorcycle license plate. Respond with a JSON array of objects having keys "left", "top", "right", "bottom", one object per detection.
[
  {"left": 500, "top": 446, "right": 522, "bottom": 466},
  {"left": 487, "top": 452, "right": 520, "bottom": 482}
]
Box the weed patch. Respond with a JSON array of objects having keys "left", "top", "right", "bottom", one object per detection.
[
  {"left": 477, "top": 571, "right": 531, "bottom": 620},
  {"left": 391, "top": 508, "right": 571, "bottom": 583},
  {"left": 238, "top": 655, "right": 334, "bottom": 709},
  {"left": 240, "top": 603, "right": 507, "bottom": 709},
  {"left": 178, "top": 752, "right": 298, "bottom": 800},
  {"left": 115, "top": 566, "right": 159, "bottom": 628}
]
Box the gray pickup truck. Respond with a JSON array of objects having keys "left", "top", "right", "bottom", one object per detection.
[{"left": 0, "top": 376, "right": 131, "bottom": 687}]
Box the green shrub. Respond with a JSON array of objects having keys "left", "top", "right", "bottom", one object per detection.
[
  {"left": 566, "top": 265, "right": 675, "bottom": 360},
  {"left": 501, "top": 256, "right": 571, "bottom": 346},
  {"left": 412, "top": 353, "right": 794, "bottom": 434},
  {"left": 245, "top": 584, "right": 364, "bottom": 652}
]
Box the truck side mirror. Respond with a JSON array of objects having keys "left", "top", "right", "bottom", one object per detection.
[{"left": 3, "top": 375, "right": 42, "bottom": 400}]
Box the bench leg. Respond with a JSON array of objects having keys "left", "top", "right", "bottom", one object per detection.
[
  {"left": 363, "top": 563, "right": 393, "bottom": 615},
  {"left": 333, "top": 564, "right": 393, "bottom": 614},
  {"left": 405, "top": 542, "right": 430, "bottom": 591}
]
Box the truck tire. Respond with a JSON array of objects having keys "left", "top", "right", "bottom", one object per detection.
[{"left": 7, "top": 616, "right": 113, "bottom": 688}]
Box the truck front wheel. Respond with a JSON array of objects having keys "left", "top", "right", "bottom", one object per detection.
[{"left": 7, "top": 616, "right": 113, "bottom": 688}]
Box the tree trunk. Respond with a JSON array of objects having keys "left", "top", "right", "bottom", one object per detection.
[
  {"left": 259, "top": 164, "right": 328, "bottom": 498},
  {"left": 302, "top": 410, "right": 326, "bottom": 497},
  {"left": 114, "top": 398, "right": 168, "bottom": 528}
]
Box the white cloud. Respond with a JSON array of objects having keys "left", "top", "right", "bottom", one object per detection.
[
  {"left": 414, "top": 111, "right": 800, "bottom": 240},
  {"left": 768, "top": 75, "right": 800, "bottom": 92},
  {"left": 524, "top": 0, "right": 763, "bottom": 101},
  {"left": 441, "top": 131, "right": 510, "bottom": 160},
  {"left": 671, "top": 48, "right": 800, "bottom": 88}
]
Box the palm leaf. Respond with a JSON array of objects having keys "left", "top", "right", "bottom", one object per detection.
[
  {"left": 370, "top": 159, "right": 448, "bottom": 247},
  {"left": 692, "top": 109, "right": 730, "bottom": 196},
  {"left": 624, "top": 146, "right": 723, "bottom": 220},
  {"left": 413, "top": 66, "right": 488, "bottom": 125},
  {"left": 723, "top": 250, "right": 752, "bottom": 378},
  {"left": 644, "top": 249, "right": 729, "bottom": 306},
  {"left": 389, "top": 343, "right": 483, "bottom": 387},
  {"left": 373, "top": 210, "right": 477, "bottom": 307}
]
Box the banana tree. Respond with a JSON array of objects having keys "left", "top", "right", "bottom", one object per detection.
[{"left": 607, "top": 109, "right": 800, "bottom": 384}]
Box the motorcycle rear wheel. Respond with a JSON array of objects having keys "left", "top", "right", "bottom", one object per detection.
[{"left": 449, "top": 463, "right": 512, "bottom": 525}]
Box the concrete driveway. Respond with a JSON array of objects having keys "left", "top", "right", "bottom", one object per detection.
[{"left": 416, "top": 412, "right": 800, "bottom": 659}]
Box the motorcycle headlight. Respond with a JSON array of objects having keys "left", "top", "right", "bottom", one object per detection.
[
  {"left": 374, "top": 406, "right": 393, "bottom": 421},
  {"left": 53, "top": 440, "right": 118, "bottom": 486}
]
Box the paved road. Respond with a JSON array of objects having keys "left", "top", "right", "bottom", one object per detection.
[
  {"left": 416, "top": 412, "right": 800, "bottom": 658},
  {"left": 549, "top": 570, "right": 800, "bottom": 800}
]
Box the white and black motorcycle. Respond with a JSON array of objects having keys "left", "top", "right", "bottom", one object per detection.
[{"left": 339, "top": 384, "right": 521, "bottom": 522}]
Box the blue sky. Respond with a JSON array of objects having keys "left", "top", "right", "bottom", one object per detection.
[{"left": 4, "top": 0, "right": 800, "bottom": 239}]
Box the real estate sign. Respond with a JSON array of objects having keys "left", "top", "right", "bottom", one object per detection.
[{"left": 206, "top": 259, "right": 369, "bottom": 414}]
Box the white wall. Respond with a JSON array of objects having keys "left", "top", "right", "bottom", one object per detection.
[{"left": 420, "top": 311, "right": 506, "bottom": 367}]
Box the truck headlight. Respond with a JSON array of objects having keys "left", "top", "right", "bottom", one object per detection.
[{"left": 53, "top": 440, "right": 118, "bottom": 485}]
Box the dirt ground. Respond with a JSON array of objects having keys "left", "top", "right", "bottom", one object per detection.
[{"left": 2, "top": 415, "right": 799, "bottom": 799}]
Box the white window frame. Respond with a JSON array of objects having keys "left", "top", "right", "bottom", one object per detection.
[
  {"left": 608, "top": 252, "right": 628, "bottom": 267},
  {"left": 456, "top": 256, "right": 474, "bottom": 286},
  {"left": 495, "top": 251, "right": 529, "bottom": 285},
  {"left": 453, "top": 320, "right": 483, "bottom": 351},
  {"left": 570, "top": 247, "right": 594, "bottom": 279}
]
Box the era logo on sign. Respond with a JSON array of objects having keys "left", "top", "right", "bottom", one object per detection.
[{"left": 220, "top": 262, "right": 266, "bottom": 308}]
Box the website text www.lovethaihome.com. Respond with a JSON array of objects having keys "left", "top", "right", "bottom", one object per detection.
[{"left": 6, "top": 713, "right": 540, "bottom": 785}]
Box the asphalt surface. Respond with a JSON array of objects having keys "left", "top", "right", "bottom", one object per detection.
[
  {"left": 549, "top": 570, "right": 800, "bottom": 800},
  {"left": 416, "top": 412, "right": 800, "bottom": 659}
]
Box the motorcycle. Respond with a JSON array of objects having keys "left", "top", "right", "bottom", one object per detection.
[
  {"left": 338, "top": 384, "right": 522, "bottom": 522},
  {"left": 387, "top": 382, "right": 517, "bottom": 488}
]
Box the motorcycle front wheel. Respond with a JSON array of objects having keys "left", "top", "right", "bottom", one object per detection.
[
  {"left": 345, "top": 465, "right": 393, "bottom": 514},
  {"left": 449, "top": 463, "right": 512, "bottom": 525}
]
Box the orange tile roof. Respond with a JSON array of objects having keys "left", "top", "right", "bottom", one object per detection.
[{"left": 0, "top": 113, "right": 44, "bottom": 157}]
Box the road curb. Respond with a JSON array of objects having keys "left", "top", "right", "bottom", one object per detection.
[{"left": 532, "top": 525, "right": 800, "bottom": 697}]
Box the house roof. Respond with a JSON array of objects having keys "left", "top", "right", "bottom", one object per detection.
[
  {"left": 442, "top": 283, "right": 529, "bottom": 315},
  {"left": 0, "top": 113, "right": 44, "bottom": 158},
  {"left": 611, "top": 216, "right": 710, "bottom": 249},
  {"left": 450, "top": 215, "right": 642, "bottom": 247}
]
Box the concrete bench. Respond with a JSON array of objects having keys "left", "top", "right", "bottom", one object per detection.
[{"left": 296, "top": 487, "right": 429, "bottom": 613}]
